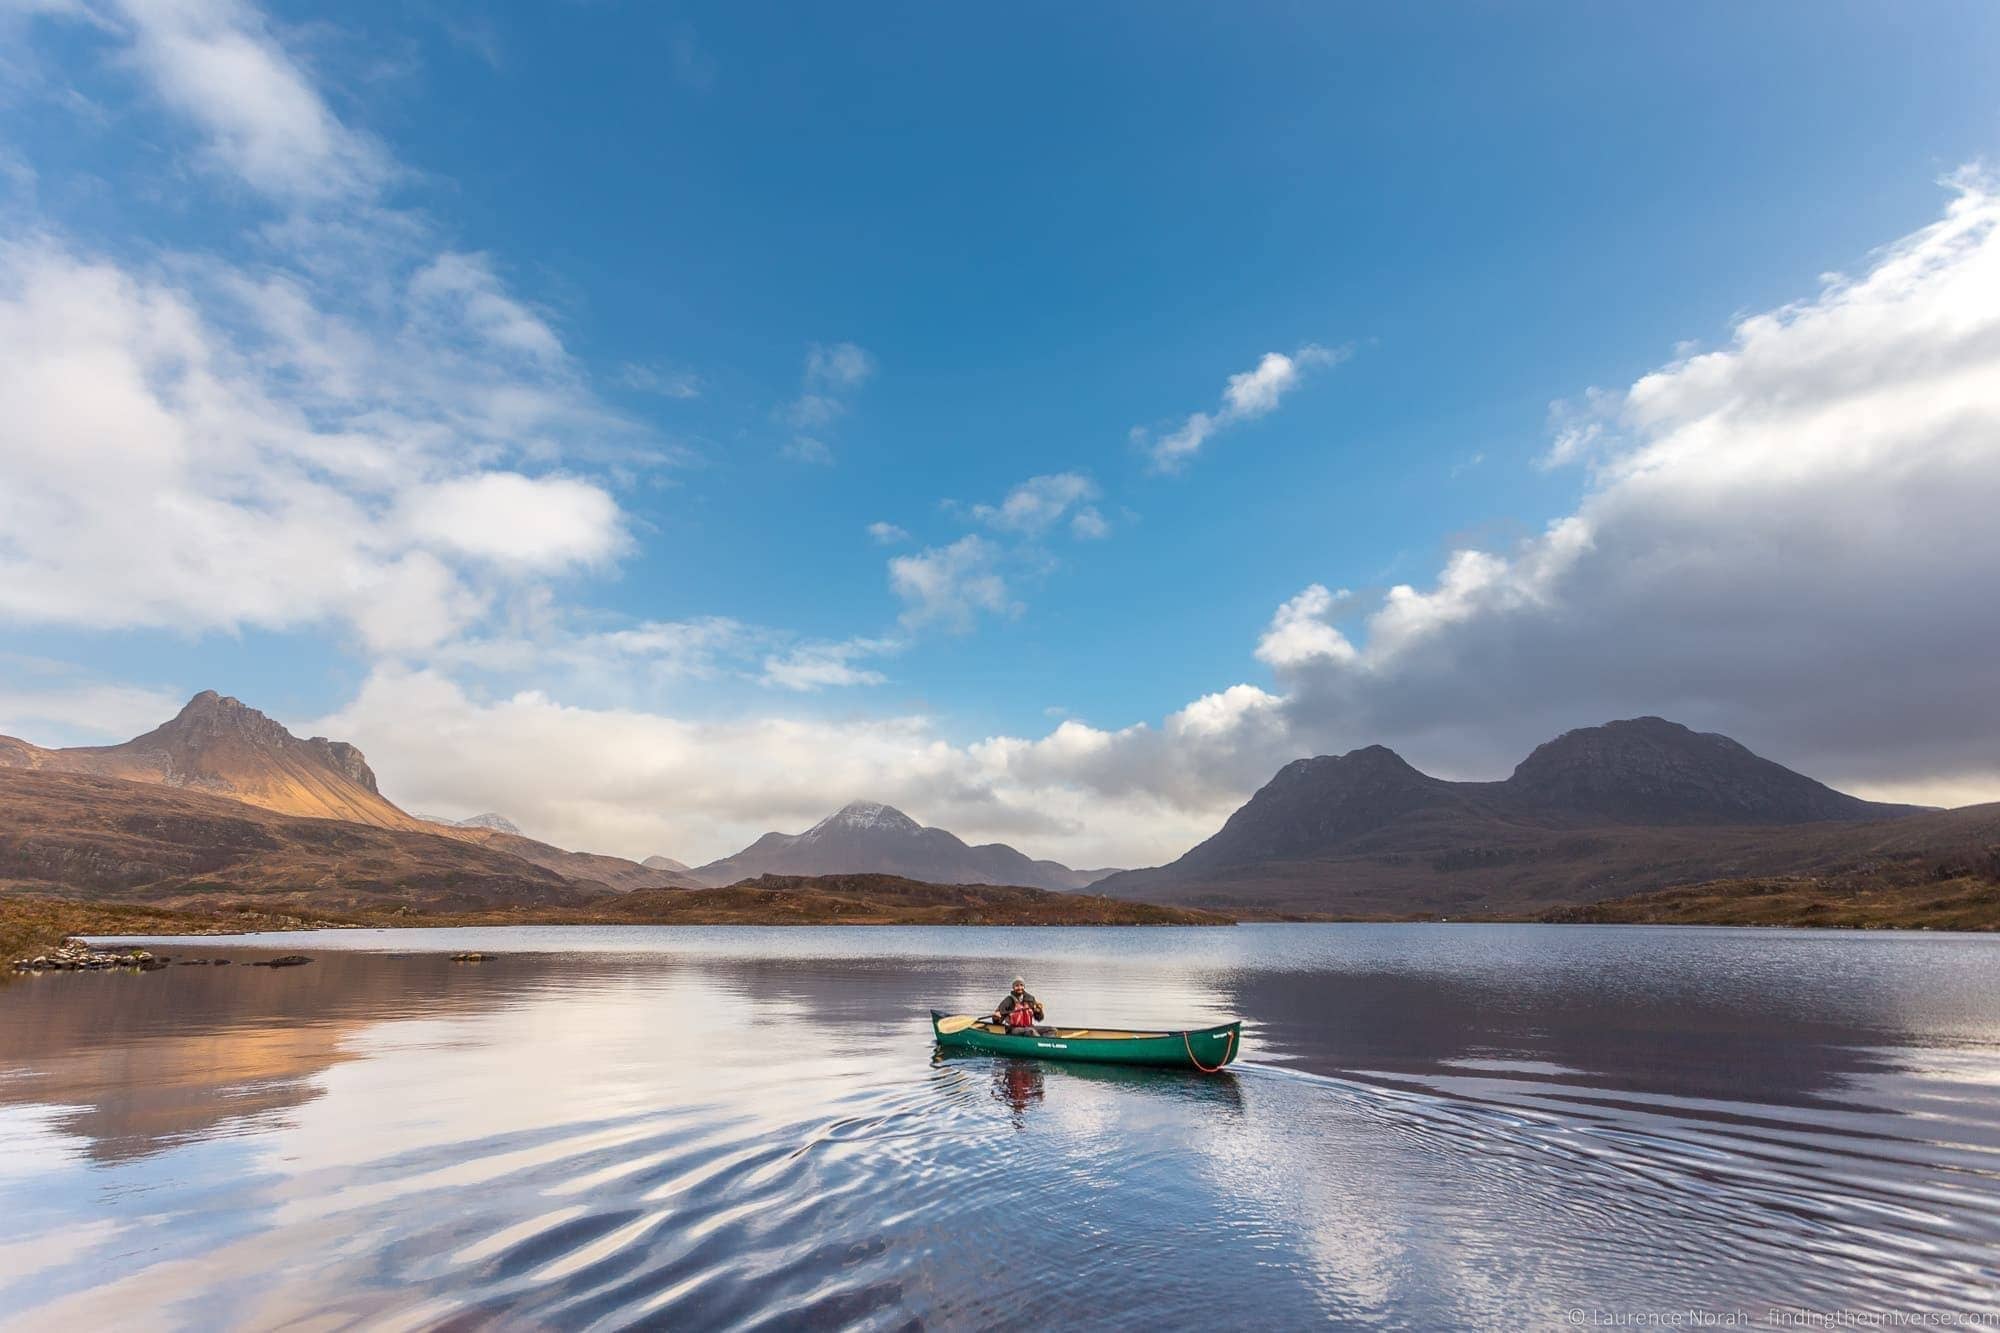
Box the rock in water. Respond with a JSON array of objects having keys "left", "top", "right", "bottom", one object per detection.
[{"left": 252, "top": 955, "right": 312, "bottom": 968}]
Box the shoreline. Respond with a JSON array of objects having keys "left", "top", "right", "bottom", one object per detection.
[
  {"left": 11, "top": 863, "right": 1998, "bottom": 972},
  {"left": 2, "top": 889, "right": 1234, "bottom": 969}
]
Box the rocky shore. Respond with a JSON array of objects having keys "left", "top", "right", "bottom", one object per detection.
[{"left": 12, "top": 940, "right": 171, "bottom": 973}]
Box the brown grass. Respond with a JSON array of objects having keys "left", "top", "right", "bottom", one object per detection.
[
  {"left": 1540, "top": 850, "right": 2000, "bottom": 929},
  {"left": 1, "top": 896, "right": 367, "bottom": 965},
  {"left": 4, "top": 873, "right": 1231, "bottom": 968}
]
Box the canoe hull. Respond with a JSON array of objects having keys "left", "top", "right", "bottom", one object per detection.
[{"left": 931, "top": 1011, "right": 1241, "bottom": 1071}]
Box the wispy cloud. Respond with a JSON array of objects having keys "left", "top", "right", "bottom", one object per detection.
[
  {"left": 888, "top": 535, "right": 1016, "bottom": 630},
  {"left": 779, "top": 341, "right": 873, "bottom": 462},
  {"left": 617, "top": 363, "right": 701, "bottom": 399},
  {"left": 760, "top": 636, "right": 899, "bottom": 692},
  {"left": 781, "top": 436, "right": 834, "bottom": 465},
  {"left": 866, "top": 521, "right": 909, "bottom": 545},
  {"left": 110, "top": 0, "right": 390, "bottom": 203},
  {"left": 968, "top": 472, "right": 1100, "bottom": 536},
  {"left": 1137, "top": 343, "right": 1348, "bottom": 474},
  {"left": 805, "top": 341, "right": 874, "bottom": 388},
  {"left": 0, "top": 0, "right": 655, "bottom": 658}
]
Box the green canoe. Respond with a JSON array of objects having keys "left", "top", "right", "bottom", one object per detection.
[{"left": 930, "top": 1010, "right": 1242, "bottom": 1072}]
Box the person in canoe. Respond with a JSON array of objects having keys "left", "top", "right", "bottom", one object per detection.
[{"left": 989, "top": 976, "right": 1045, "bottom": 1032}]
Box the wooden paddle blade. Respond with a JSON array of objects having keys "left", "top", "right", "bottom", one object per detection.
[{"left": 935, "top": 1014, "right": 981, "bottom": 1034}]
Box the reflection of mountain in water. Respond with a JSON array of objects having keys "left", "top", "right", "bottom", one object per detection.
[
  {"left": 1217, "top": 961, "right": 1912, "bottom": 1110},
  {"left": 2, "top": 927, "right": 1998, "bottom": 1325},
  {"left": 0, "top": 952, "right": 571, "bottom": 1162},
  {"left": 0, "top": 926, "right": 1929, "bottom": 1165}
]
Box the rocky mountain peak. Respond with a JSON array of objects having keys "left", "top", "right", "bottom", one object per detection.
[
  {"left": 1267, "top": 744, "right": 1428, "bottom": 792},
  {"left": 155, "top": 691, "right": 292, "bottom": 748},
  {"left": 137, "top": 692, "right": 387, "bottom": 796},
  {"left": 422, "top": 811, "right": 520, "bottom": 834},
  {"left": 0, "top": 690, "right": 416, "bottom": 830},
  {"left": 811, "top": 801, "right": 922, "bottom": 837}
]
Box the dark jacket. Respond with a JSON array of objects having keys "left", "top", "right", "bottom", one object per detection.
[{"left": 995, "top": 990, "right": 1042, "bottom": 1021}]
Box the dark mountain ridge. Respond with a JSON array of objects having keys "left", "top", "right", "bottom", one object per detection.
[
  {"left": 1505, "top": 718, "right": 1910, "bottom": 825},
  {"left": 1096, "top": 717, "right": 1937, "bottom": 915}
]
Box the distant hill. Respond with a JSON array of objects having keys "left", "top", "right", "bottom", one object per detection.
[
  {"left": 0, "top": 770, "right": 1201, "bottom": 926},
  {"left": 1540, "top": 835, "right": 2000, "bottom": 930},
  {"left": 642, "top": 854, "right": 690, "bottom": 873},
  {"left": 422, "top": 812, "right": 523, "bottom": 835},
  {"left": 0, "top": 693, "right": 695, "bottom": 895},
  {"left": 605, "top": 874, "right": 1228, "bottom": 926},
  {"left": 450, "top": 827, "right": 704, "bottom": 891},
  {"left": 1094, "top": 718, "right": 1941, "bottom": 916},
  {"left": 691, "top": 801, "right": 1107, "bottom": 891}
]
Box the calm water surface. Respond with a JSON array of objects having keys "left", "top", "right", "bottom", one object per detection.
[{"left": 2, "top": 924, "right": 1998, "bottom": 1329}]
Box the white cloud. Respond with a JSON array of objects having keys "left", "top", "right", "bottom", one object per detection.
[
  {"left": 1263, "top": 174, "right": 2000, "bottom": 798},
  {"left": 969, "top": 472, "right": 1100, "bottom": 536},
  {"left": 866, "top": 521, "right": 909, "bottom": 545},
  {"left": 320, "top": 668, "right": 1296, "bottom": 867},
  {"left": 888, "top": 535, "right": 1015, "bottom": 630},
  {"left": 1254, "top": 584, "right": 1357, "bottom": 669},
  {"left": 617, "top": 363, "right": 700, "bottom": 399},
  {"left": 1139, "top": 343, "right": 1347, "bottom": 473},
  {"left": 409, "top": 253, "right": 565, "bottom": 364},
  {"left": 780, "top": 342, "right": 874, "bottom": 454},
  {"left": 0, "top": 235, "right": 636, "bottom": 654},
  {"left": 785, "top": 393, "right": 841, "bottom": 429},
  {"left": 885, "top": 473, "right": 1115, "bottom": 630},
  {"left": 0, "top": 3, "right": 650, "bottom": 658},
  {"left": 399, "top": 473, "right": 626, "bottom": 572},
  {"left": 805, "top": 341, "right": 874, "bottom": 388},
  {"left": 111, "top": 0, "right": 388, "bottom": 202},
  {"left": 759, "top": 637, "right": 898, "bottom": 692},
  {"left": 1070, "top": 506, "right": 1110, "bottom": 540},
  {"left": 781, "top": 435, "right": 834, "bottom": 465},
  {"left": 431, "top": 612, "right": 757, "bottom": 687},
  {"left": 0, "top": 661, "right": 185, "bottom": 743}
]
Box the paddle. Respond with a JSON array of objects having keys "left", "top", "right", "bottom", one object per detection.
[{"left": 936, "top": 1014, "right": 985, "bottom": 1035}]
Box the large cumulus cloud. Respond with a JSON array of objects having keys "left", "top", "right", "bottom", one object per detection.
[{"left": 1260, "top": 174, "right": 2000, "bottom": 805}]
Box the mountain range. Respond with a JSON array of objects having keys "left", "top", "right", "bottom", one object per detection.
[
  {"left": 2, "top": 695, "right": 1993, "bottom": 921},
  {"left": 1092, "top": 717, "right": 1978, "bottom": 915},
  {"left": 687, "top": 801, "right": 1117, "bottom": 891}
]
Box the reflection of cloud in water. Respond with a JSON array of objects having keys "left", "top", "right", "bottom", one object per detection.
[{"left": 2, "top": 926, "right": 1999, "bottom": 1326}]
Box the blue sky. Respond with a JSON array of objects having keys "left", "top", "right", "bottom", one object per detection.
[{"left": 3, "top": 2, "right": 1999, "bottom": 865}]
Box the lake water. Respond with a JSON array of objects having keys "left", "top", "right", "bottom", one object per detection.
[{"left": 1, "top": 924, "right": 1997, "bottom": 1330}]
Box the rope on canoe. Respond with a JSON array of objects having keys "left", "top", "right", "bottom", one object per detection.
[{"left": 1182, "top": 1027, "right": 1236, "bottom": 1074}]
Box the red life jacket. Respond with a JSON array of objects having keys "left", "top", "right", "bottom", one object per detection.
[{"left": 1004, "top": 995, "right": 1036, "bottom": 1028}]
